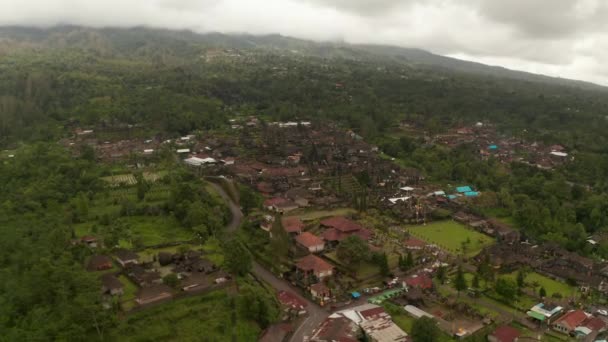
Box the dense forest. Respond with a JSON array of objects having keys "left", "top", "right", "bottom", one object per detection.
[{"left": 2, "top": 26, "right": 608, "bottom": 339}]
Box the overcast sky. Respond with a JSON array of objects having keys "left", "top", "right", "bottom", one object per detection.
[{"left": 2, "top": 0, "right": 608, "bottom": 85}]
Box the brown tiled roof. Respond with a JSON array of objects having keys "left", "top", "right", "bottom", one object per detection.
[
  {"left": 490, "top": 326, "right": 520, "bottom": 342},
  {"left": 114, "top": 249, "right": 139, "bottom": 262},
  {"left": 87, "top": 255, "right": 113, "bottom": 271},
  {"left": 583, "top": 317, "right": 606, "bottom": 331},
  {"left": 277, "top": 290, "right": 307, "bottom": 310},
  {"left": 320, "top": 216, "right": 363, "bottom": 232},
  {"left": 311, "top": 316, "right": 359, "bottom": 342},
  {"left": 296, "top": 255, "right": 334, "bottom": 274},
  {"left": 296, "top": 232, "right": 324, "bottom": 248},
  {"left": 263, "top": 197, "right": 287, "bottom": 207},
  {"left": 281, "top": 216, "right": 304, "bottom": 233},
  {"left": 404, "top": 238, "right": 426, "bottom": 248},
  {"left": 555, "top": 310, "right": 588, "bottom": 330},
  {"left": 310, "top": 282, "right": 329, "bottom": 294},
  {"left": 101, "top": 274, "right": 123, "bottom": 290},
  {"left": 137, "top": 284, "right": 173, "bottom": 301}
]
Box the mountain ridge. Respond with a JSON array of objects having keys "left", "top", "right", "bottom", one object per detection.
[{"left": 0, "top": 25, "right": 605, "bottom": 92}]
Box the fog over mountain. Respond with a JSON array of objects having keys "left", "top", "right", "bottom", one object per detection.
[{"left": 2, "top": 0, "right": 608, "bottom": 85}]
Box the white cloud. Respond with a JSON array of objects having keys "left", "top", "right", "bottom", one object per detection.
[{"left": 0, "top": 0, "right": 606, "bottom": 85}]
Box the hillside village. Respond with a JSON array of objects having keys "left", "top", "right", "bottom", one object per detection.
[{"left": 59, "top": 117, "right": 608, "bottom": 342}]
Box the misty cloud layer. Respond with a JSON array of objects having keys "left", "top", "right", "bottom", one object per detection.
[{"left": 2, "top": 0, "right": 607, "bottom": 85}]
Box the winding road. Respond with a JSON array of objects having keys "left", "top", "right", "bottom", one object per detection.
[{"left": 208, "top": 181, "right": 329, "bottom": 342}]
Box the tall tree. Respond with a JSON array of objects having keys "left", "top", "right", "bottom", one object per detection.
[
  {"left": 496, "top": 277, "right": 518, "bottom": 302},
  {"left": 223, "top": 238, "right": 252, "bottom": 276},
  {"left": 453, "top": 266, "right": 467, "bottom": 296},
  {"left": 270, "top": 214, "right": 289, "bottom": 261},
  {"left": 337, "top": 235, "right": 370, "bottom": 272},
  {"left": 437, "top": 266, "right": 447, "bottom": 285},
  {"left": 411, "top": 317, "right": 439, "bottom": 342}
]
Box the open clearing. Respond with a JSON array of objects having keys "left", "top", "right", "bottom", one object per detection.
[
  {"left": 108, "top": 290, "right": 260, "bottom": 341},
  {"left": 296, "top": 208, "right": 356, "bottom": 221},
  {"left": 407, "top": 221, "right": 495, "bottom": 256},
  {"left": 505, "top": 271, "right": 576, "bottom": 298},
  {"left": 101, "top": 171, "right": 166, "bottom": 186}
]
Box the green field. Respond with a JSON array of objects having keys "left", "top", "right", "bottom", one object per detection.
[
  {"left": 118, "top": 275, "right": 138, "bottom": 311},
  {"left": 101, "top": 171, "right": 167, "bottom": 186},
  {"left": 407, "top": 221, "right": 495, "bottom": 256},
  {"left": 108, "top": 290, "right": 261, "bottom": 341},
  {"left": 76, "top": 216, "right": 193, "bottom": 247},
  {"left": 297, "top": 208, "right": 356, "bottom": 221},
  {"left": 506, "top": 271, "right": 577, "bottom": 298}
]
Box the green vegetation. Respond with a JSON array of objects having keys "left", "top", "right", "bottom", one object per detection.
[
  {"left": 505, "top": 271, "right": 577, "bottom": 298},
  {"left": 408, "top": 221, "right": 495, "bottom": 256},
  {"left": 108, "top": 289, "right": 262, "bottom": 341},
  {"left": 297, "top": 208, "right": 357, "bottom": 221}
]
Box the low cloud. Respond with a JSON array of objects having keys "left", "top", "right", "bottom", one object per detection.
[{"left": 0, "top": 0, "right": 606, "bottom": 85}]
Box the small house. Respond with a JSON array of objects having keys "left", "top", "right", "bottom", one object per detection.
[
  {"left": 488, "top": 326, "right": 520, "bottom": 342},
  {"left": 296, "top": 232, "right": 325, "bottom": 253},
  {"left": 135, "top": 284, "right": 173, "bottom": 306},
  {"left": 81, "top": 236, "right": 98, "bottom": 248},
  {"left": 552, "top": 310, "right": 589, "bottom": 335},
  {"left": 115, "top": 249, "right": 139, "bottom": 267},
  {"left": 181, "top": 273, "right": 211, "bottom": 293},
  {"left": 101, "top": 274, "right": 124, "bottom": 296},
  {"left": 281, "top": 216, "right": 304, "bottom": 235},
  {"left": 87, "top": 255, "right": 113, "bottom": 271},
  {"left": 527, "top": 303, "right": 564, "bottom": 325},
  {"left": 310, "top": 282, "right": 331, "bottom": 300},
  {"left": 296, "top": 254, "right": 334, "bottom": 281}
]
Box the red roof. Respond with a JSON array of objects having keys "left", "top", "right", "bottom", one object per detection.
[
  {"left": 263, "top": 197, "right": 287, "bottom": 207},
  {"left": 405, "top": 274, "right": 433, "bottom": 290},
  {"left": 257, "top": 182, "right": 274, "bottom": 194},
  {"left": 296, "top": 254, "right": 334, "bottom": 274},
  {"left": 310, "top": 282, "right": 330, "bottom": 295},
  {"left": 359, "top": 307, "right": 386, "bottom": 319},
  {"left": 555, "top": 310, "right": 588, "bottom": 330},
  {"left": 490, "top": 326, "right": 520, "bottom": 342},
  {"left": 322, "top": 227, "right": 372, "bottom": 242},
  {"left": 296, "top": 232, "right": 324, "bottom": 248},
  {"left": 583, "top": 317, "right": 606, "bottom": 331},
  {"left": 281, "top": 216, "right": 304, "bottom": 233},
  {"left": 354, "top": 228, "right": 373, "bottom": 241},
  {"left": 404, "top": 238, "right": 426, "bottom": 248},
  {"left": 320, "top": 216, "right": 364, "bottom": 232},
  {"left": 81, "top": 235, "right": 97, "bottom": 242},
  {"left": 322, "top": 228, "right": 342, "bottom": 242},
  {"left": 277, "top": 290, "right": 307, "bottom": 310}
]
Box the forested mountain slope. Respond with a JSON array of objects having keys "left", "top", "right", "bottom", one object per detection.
[{"left": 1, "top": 26, "right": 607, "bottom": 149}]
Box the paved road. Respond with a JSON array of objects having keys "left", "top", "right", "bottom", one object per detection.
[{"left": 208, "top": 180, "right": 328, "bottom": 342}]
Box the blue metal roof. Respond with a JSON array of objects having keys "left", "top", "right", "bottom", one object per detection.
[
  {"left": 448, "top": 195, "right": 458, "bottom": 200},
  {"left": 456, "top": 186, "right": 472, "bottom": 193},
  {"left": 351, "top": 292, "right": 361, "bottom": 298},
  {"left": 488, "top": 145, "right": 498, "bottom": 150},
  {"left": 464, "top": 191, "right": 479, "bottom": 197}
]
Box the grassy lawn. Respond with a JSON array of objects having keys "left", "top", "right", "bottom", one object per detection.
[
  {"left": 118, "top": 275, "right": 138, "bottom": 311},
  {"left": 392, "top": 314, "right": 415, "bottom": 332},
  {"left": 296, "top": 208, "right": 356, "bottom": 221},
  {"left": 506, "top": 271, "right": 577, "bottom": 298},
  {"left": 121, "top": 216, "right": 193, "bottom": 246},
  {"left": 407, "top": 221, "right": 495, "bottom": 257},
  {"left": 76, "top": 215, "right": 193, "bottom": 247},
  {"left": 108, "top": 290, "right": 261, "bottom": 341},
  {"left": 201, "top": 237, "right": 225, "bottom": 266}
]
